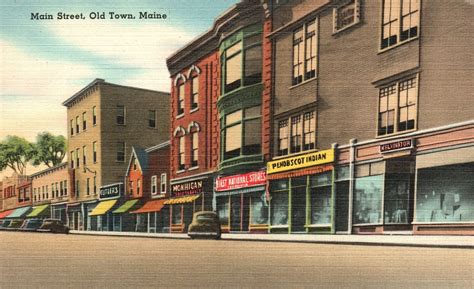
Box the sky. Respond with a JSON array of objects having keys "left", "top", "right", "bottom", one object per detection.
[{"left": 0, "top": 0, "right": 238, "bottom": 177}]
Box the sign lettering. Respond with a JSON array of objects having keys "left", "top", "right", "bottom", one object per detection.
[{"left": 267, "top": 149, "right": 334, "bottom": 174}]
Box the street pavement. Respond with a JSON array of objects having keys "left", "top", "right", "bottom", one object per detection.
[{"left": 0, "top": 231, "right": 473, "bottom": 289}]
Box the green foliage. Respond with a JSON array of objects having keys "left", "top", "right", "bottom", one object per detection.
[
  {"left": 0, "top": 135, "right": 34, "bottom": 175},
  {"left": 31, "top": 132, "right": 66, "bottom": 168}
]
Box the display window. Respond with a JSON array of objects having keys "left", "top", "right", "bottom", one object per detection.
[
  {"left": 353, "top": 175, "right": 384, "bottom": 225},
  {"left": 250, "top": 191, "right": 268, "bottom": 225},
  {"left": 415, "top": 162, "right": 474, "bottom": 223},
  {"left": 309, "top": 172, "right": 332, "bottom": 225},
  {"left": 270, "top": 179, "right": 289, "bottom": 226}
]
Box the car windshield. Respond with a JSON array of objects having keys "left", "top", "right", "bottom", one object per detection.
[
  {"left": 1, "top": 220, "right": 11, "bottom": 227},
  {"left": 196, "top": 214, "right": 216, "bottom": 222},
  {"left": 27, "top": 220, "right": 43, "bottom": 228}
]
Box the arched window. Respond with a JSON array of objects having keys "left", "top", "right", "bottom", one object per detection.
[
  {"left": 188, "top": 121, "right": 201, "bottom": 168},
  {"left": 174, "top": 126, "right": 187, "bottom": 170},
  {"left": 187, "top": 65, "right": 201, "bottom": 110},
  {"left": 174, "top": 74, "right": 186, "bottom": 116}
]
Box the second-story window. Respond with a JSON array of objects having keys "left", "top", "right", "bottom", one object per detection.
[
  {"left": 333, "top": 0, "right": 360, "bottom": 32},
  {"left": 277, "top": 111, "right": 316, "bottom": 156},
  {"left": 151, "top": 175, "right": 157, "bottom": 195},
  {"left": 70, "top": 119, "right": 74, "bottom": 136},
  {"left": 160, "top": 173, "right": 167, "bottom": 195},
  {"left": 278, "top": 120, "right": 289, "bottom": 156},
  {"left": 178, "top": 136, "right": 185, "bottom": 170},
  {"left": 191, "top": 132, "right": 199, "bottom": 167},
  {"left": 148, "top": 110, "right": 156, "bottom": 128},
  {"left": 70, "top": 151, "right": 74, "bottom": 168},
  {"left": 137, "top": 179, "right": 141, "bottom": 196},
  {"left": 82, "top": 112, "right": 87, "bottom": 130},
  {"left": 116, "top": 142, "right": 125, "bottom": 162},
  {"left": 381, "top": 0, "right": 419, "bottom": 49},
  {"left": 93, "top": 177, "right": 96, "bottom": 195},
  {"left": 87, "top": 178, "right": 90, "bottom": 195},
  {"left": 75, "top": 148, "right": 80, "bottom": 168},
  {"left": 117, "top": 105, "right": 125, "bottom": 125},
  {"left": 93, "top": 141, "right": 97, "bottom": 163},
  {"left": 191, "top": 75, "right": 199, "bottom": 110},
  {"left": 293, "top": 19, "right": 317, "bottom": 85},
  {"left": 83, "top": 146, "right": 87, "bottom": 166},
  {"left": 92, "top": 106, "right": 97, "bottom": 125},
  {"left": 75, "top": 116, "right": 80, "bottom": 133}
]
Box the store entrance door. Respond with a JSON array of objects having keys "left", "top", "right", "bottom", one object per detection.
[
  {"left": 291, "top": 187, "right": 306, "bottom": 233},
  {"left": 335, "top": 181, "right": 350, "bottom": 233},
  {"left": 230, "top": 194, "right": 241, "bottom": 231}
]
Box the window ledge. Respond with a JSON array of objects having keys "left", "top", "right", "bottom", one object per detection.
[
  {"left": 188, "top": 166, "right": 199, "bottom": 171},
  {"left": 332, "top": 20, "right": 361, "bottom": 36},
  {"left": 305, "top": 224, "right": 331, "bottom": 228},
  {"left": 190, "top": 107, "right": 199, "bottom": 114},
  {"left": 378, "top": 36, "right": 419, "bottom": 55},
  {"left": 269, "top": 225, "right": 289, "bottom": 229},
  {"left": 116, "top": 124, "right": 126, "bottom": 126},
  {"left": 176, "top": 114, "right": 185, "bottom": 119},
  {"left": 176, "top": 169, "right": 186, "bottom": 174},
  {"left": 289, "top": 77, "right": 317, "bottom": 90},
  {"left": 375, "top": 128, "right": 417, "bottom": 140},
  {"left": 271, "top": 148, "right": 320, "bottom": 160},
  {"left": 147, "top": 126, "right": 157, "bottom": 129}
]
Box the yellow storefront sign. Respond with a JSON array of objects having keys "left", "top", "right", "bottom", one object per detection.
[{"left": 267, "top": 149, "right": 334, "bottom": 174}]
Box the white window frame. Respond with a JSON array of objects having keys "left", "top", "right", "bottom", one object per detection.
[
  {"left": 151, "top": 175, "right": 158, "bottom": 195},
  {"left": 160, "top": 173, "right": 167, "bottom": 195},
  {"left": 333, "top": 0, "right": 361, "bottom": 34}
]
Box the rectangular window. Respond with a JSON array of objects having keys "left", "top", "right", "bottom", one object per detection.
[
  {"left": 378, "top": 76, "right": 417, "bottom": 136},
  {"left": 303, "top": 112, "right": 316, "bottom": 150},
  {"left": 70, "top": 151, "right": 74, "bottom": 168},
  {"left": 278, "top": 120, "right": 289, "bottom": 156},
  {"left": 160, "top": 173, "right": 167, "bottom": 194},
  {"left": 75, "top": 116, "right": 79, "bottom": 133},
  {"left": 290, "top": 116, "right": 302, "bottom": 153},
  {"left": 51, "top": 183, "right": 55, "bottom": 199},
  {"left": 82, "top": 112, "right": 87, "bottom": 130},
  {"left": 93, "top": 141, "right": 97, "bottom": 163},
  {"left": 381, "top": 0, "right": 419, "bottom": 49},
  {"left": 86, "top": 178, "right": 90, "bottom": 195},
  {"left": 224, "top": 110, "right": 243, "bottom": 160},
  {"left": 224, "top": 42, "right": 242, "bottom": 93},
  {"left": 151, "top": 175, "right": 157, "bottom": 195},
  {"left": 64, "top": 180, "right": 68, "bottom": 196},
  {"left": 178, "top": 137, "right": 185, "bottom": 170},
  {"left": 82, "top": 146, "right": 87, "bottom": 166},
  {"left": 116, "top": 142, "right": 125, "bottom": 162},
  {"left": 75, "top": 180, "right": 79, "bottom": 198},
  {"left": 191, "top": 76, "right": 199, "bottom": 110},
  {"left": 46, "top": 185, "right": 49, "bottom": 199},
  {"left": 244, "top": 42, "right": 262, "bottom": 86},
  {"left": 117, "top": 105, "right": 125, "bottom": 125},
  {"left": 148, "top": 110, "right": 156, "bottom": 128},
  {"left": 334, "top": 0, "right": 360, "bottom": 32},
  {"left": 70, "top": 119, "right": 74, "bottom": 136},
  {"left": 93, "top": 177, "right": 96, "bottom": 195},
  {"left": 292, "top": 28, "right": 304, "bottom": 85},
  {"left": 191, "top": 133, "right": 199, "bottom": 167},
  {"left": 304, "top": 20, "right": 317, "bottom": 79},
  {"left": 129, "top": 181, "right": 134, "bottom": 195},
  {"left": 354, "top": 175, "right": 384, "bottom": 224},
  {"left": 137, "top": 180, "right": 141, "bottom": 196},
  {"left": 92, "top": 106, "right": 97, "bottom": 125},
  {"left": 75, "top": 148, "right": 80, "bottom": 168},
  {"left": 177, "top": 84, "right": 185, "bottom": 115},
  {"left": 293, "top": 19, "right": 317, "bottom": 86},
  {"left": 56, "top": 182, "right": 59, "bottom": 197}
]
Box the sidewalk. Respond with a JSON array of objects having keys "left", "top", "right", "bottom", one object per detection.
[{"left": 70, "top": 230, "right": 474, "bottom": 249}]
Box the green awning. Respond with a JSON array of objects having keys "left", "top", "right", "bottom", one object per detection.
[
  {"left": 27, "top": 205, "right": 50, "bottom": 218},
  {"left": 7, "top": 206, "right": 31, "bottom": 218},
  {"left": 112, "top": 199, "right": 139, "bottom": 214}
]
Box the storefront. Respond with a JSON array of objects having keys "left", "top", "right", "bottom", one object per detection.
[
  {"left": 51, "top": 203, "right": 67, "bottom": 223},
  {"left": 88, "top": 183, "right": 122, "bottom": 231},
  {"left": 26, "top": 204, "right": 51, "bottom": 219},
  {"left": 267, "top": 149, "right": 336, "bottom": 234},
  {"left": 129, "top": 199, "right": 169, "bottom": 233},
  {"left": 166, "top": 177, "right": 213, "bottom": 233},
  {"left": 112, "top": 199, "right": 140, "bottom": 232},
  {"left": 215, "top": 171, "right": 267, "bottom": 233},
  {"left": 67, "top": 203, "right": 82, "bottom": 230}
]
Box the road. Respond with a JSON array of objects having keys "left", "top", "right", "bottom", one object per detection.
[{"left": 0, "top": 232, "right": 472, "bottom": 289}]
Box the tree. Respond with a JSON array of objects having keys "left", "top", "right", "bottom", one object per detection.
[
  {"left": 0, "top": 135, "right": 34, "bottom": 175},
  {"left": 31, "top": 132, "right": 67, "bottom": 168}
]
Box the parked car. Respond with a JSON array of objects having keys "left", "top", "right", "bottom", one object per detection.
[
  {"left": 188, "top": 211, "right": 221, "bottom": 240},
  {"left": 0, "top": 219, "right": 12, "bottom": 230},
  {"left": 6, "top": 219, "right": 25, "bottom": 231},
  {"left": 19, "top": 219, "right": 44, "bottom": 232},
  {"left": 37, "top": 219, "right": 69, "bottom": 234}
]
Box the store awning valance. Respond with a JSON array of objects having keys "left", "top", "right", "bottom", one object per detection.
[
  {"left": 215, "top": 186, "right": 266, "bottom": 197},
  {"left": 164, "top": 194, "right": 200, "bottom": 205},
  {"left": 113, "top": 199, "right": 139, "bottom": 214},
  {"left": 27, "top": 205, "right": 50, "bottom": 218},
  {"left": 267, "top": 164, "right": 333, "bottom": 180},
  {"left": 0, "top": 209, "right": 15, "bottom": 219},
  {"left": 130, "top": 199, "right": 166, "bottom": 214},
  {"left": 88, "top": 200, "right": 117, "bottom": 216},
  {"left": 7, "top": 206, "right": 31, "bottom": 218}
]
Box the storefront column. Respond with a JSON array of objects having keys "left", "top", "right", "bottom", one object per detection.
[
  {"left": 348, "top": 138, "right": 357, "bottom": 235},
  {"left": 288, "top": 179, "right": 292, "bottom": 234}
]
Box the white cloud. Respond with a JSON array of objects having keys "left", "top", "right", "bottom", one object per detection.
[
  {"left": 0, "top": 40, "right": 96, "bottom": 141},
  {"left": 48, "top": 20, "right": 194, "bottom": 90}
]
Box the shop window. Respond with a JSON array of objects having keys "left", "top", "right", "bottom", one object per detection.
[
  {"left": 270, "top": 180, "right": 289, "bottom": 226},
  {"left": 353, "top": 174, "right": 384, "bottom": 224},
  {"left": 148, "top": 110, "right": 156, "bottom": 128},
  {"left": 151, "top": 175, "right": 157, "bottom": 195},
  {"left": 378, "top": 76, "right": 417, "bottom": 136},
  {"left": 172, "top": 205, "right": 182, "bottom": 225},
  {"left": 293, "top": 19, "right": 317, "bottom": 85},
  {"left": 221, "top": 26, "right": 262, "bottom": 95},
  {"left": 92, "top": 106, "right": 97, "bottom": 125},
  {"left": 160, "top": 173, "right": 167, "bottom": 194},
  {"left": 250, "top": 191, "right": 269, "bottom": 225},
  {"left": 191, "top": 75, "right": 199, "bottom": 110},
  {"left": 381, "top": 0, "right": 419, "bottom": 49},
  {"left": 416, "top": 163, "right": 474, "bottom": 223},
  {"left": 278, "top": 111, "right": 316, "bottom": 156},
  {"left": 116, "top": 105, "right": 125, "bottom": 125},
  {"left": 309, "top": 172, "right": 332, "bottom": 225},
  {"left": 217, "top": 196, "right": 230, "bottom": 226},
  {"left": 82, "top": 112, "right": 87, "bottom": 130},
  {"left": 222, "top": 106, "right": 262, "bottom": 161},
  {"left": 333, "top": 0, "right": 360, "bottom": 33},
  {"left": 116, "top": 142, "right": 125, "bottom": 162}
]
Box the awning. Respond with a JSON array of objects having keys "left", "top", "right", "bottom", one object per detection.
[
  {"left": 130, "top": 199, "right": 166, "bottom": 214},
  {"left": 215, "top": 186, "right": 266, "bottom": 197},
  {"left": 88, "top": 200, "right": 117, "bottom": 216},
  {"left": 27, "top": 205, "right": 50, "bottom": 218},
  {"left": 0, "top": 209, "right": 15, "bottom": 219},
  {"left": 164, "top": 194, "right": 200, "bottom": 205},
  {"left": 113, "top": 199, "right": 139, "bottom": 214},
  {"left": 6, "top": 206, "right": 31, "bottom": 218}
]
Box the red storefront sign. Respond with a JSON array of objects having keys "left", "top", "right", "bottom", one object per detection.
[{"left": 216, "top": 171, "right": 266, "bottom": 191}]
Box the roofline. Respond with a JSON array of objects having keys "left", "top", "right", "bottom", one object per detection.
[
  {"left": 62, "top": 79, "right": 170, "bottom": 107},
  {"left": 30, "top": 162, "right": 68, "bottom": 178},
  {"left": 145, "top": 140, "right": 171, "bottom": 152}
]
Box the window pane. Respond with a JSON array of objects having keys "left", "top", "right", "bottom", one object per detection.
[
  {"left": 244, "top": 45, "right": 262, "bottom": 86},
  {"left": 250, "top": 192, "right": 269, "bottom": 225},
  {"left": 310, "top": 186, "right": 332, "bottom": 225},
  {"left": 225, "top": 124, "right": 242, "bottom": 155},
  {"left": 226, "top": 110, "right": 242, "bottom": 125},
  {"left": 390, "top": 0, "right": 400, "bottom": 21},
  {"left": 243, "top": 118, "right": 261, "bottom": 155},
  {"left": 270, "top": 191, "right": 289, "bottom": 226},
  {"left": 245, "top": 106, "right": 260, "bottom": 118},
  {"left": 225, "top": 50, "right": 242, "bottom": 92},
  {"left": 383, "top": 0, "right": 391, "bottom": 23},
  {"left": 385, "top": 173, "right": 411, "bottom": 224},
  {"left": 278, "top": 119, "right": 289, "bottom": 155},
  {"left": 353, "top": 175, "right": 384, "bottom": 224},
  {"left": 217, "top": 196, "right": 230, "bottom": 226}
]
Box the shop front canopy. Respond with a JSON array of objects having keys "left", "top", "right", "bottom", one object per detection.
[
  {"left": 27, "top": 205, "right": 50, "bottom": 218},
  {"left": 0, "top": 209, "right": 15, "bottom": 219},
  {"left": 163, "top": 194, "right": 200, "bottom": 205},
  {"left": 88, "top": 200, "right": 117, "bottom": 216},
  {"left": 130, "top": 199, "right": 166, "bottom": 214},
  {"left": 112, "top": 199, "right": 139, "bottom": 214},
  {"left": 6, "top": 206, "right": 31, "bottom": 218}
]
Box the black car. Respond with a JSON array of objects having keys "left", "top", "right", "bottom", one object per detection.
[
  {"left": 19, "top": 219, "right": 44, "bottom": 232},
  {"left": 0, "top": 219, "right": 12, "bottom": 230},
  {"left": 37, "top": 219, "right": 69, "bottom": 234},
  {"left": 5, "top": 219, "right": 25, "bottom": 231},
  {"left": 188, "top": 211, "right": 221, "bottom": 240}
]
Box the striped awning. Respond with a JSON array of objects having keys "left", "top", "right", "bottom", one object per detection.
[
  {"left": 6, "top": 206, "right": 31, "bottom": 218},
  {"left": 27, "top": 205, "right": 50, "bottom": 218},
  {"left": 164, "top": 194, "right": 200, "bottom": 205}
]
